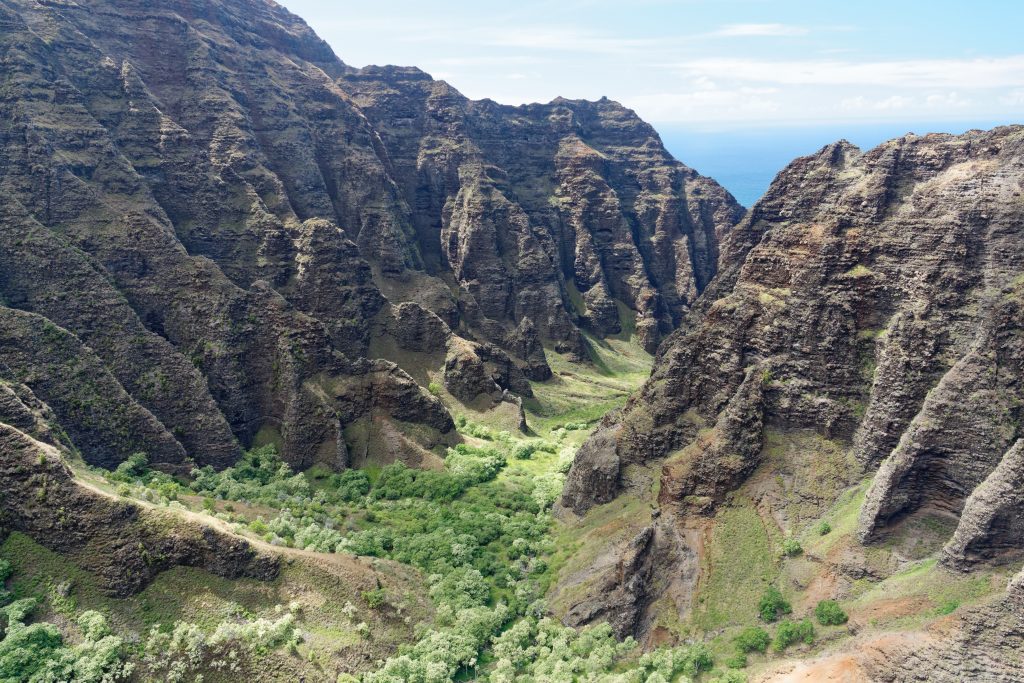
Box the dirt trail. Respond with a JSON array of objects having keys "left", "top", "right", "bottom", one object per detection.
[
  {"left": 754, "top": 632, "right": 925, "bottom": 683},
  {"left": 71, "top": 470, "right": 375, "bottom": 572}
]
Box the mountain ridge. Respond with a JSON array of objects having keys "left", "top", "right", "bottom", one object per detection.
[{"left": 0, "top": 0, "right": 739, "bottom": 474}]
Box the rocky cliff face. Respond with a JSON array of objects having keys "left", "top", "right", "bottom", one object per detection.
[
  {"left": 0, "top": 0, "right": 738, "bottom": 475},
  {"left": 340, "top": 67, "right": 743, "bottom": 355},
  {"left": 0, "top": 410, "right": 278, "bottom": 597},
  {"left": 560, "top": 126, "right": 1024, "bottom": 650}
]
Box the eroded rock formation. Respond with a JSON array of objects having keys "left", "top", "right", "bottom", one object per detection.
[
  {"left": 561, "top": 126, "right": 1024, "bottom": 652},
  {"left": 0, "top": 0, "right": 739, "bottom": 475},
  {"left": 0, "top": 419, "right": 278, "bottom": 597}
]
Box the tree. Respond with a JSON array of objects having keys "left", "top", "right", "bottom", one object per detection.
[
  {"left": 758, "top": 587, "right": 792, "bottom": 622},
  {"left": 815, "top": 599, "right": 848, "bottom": 626},
  {"left": 733, "top": 626, "right": 771, "bottom": 653}
]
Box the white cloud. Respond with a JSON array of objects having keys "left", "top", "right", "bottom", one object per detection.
[
  {"left": 711, "top": 23, "right": 808, "bottom": 37},
  {"left": 434, "top": 56, "right": 547, "bottom": 67},
  {"left": 484, "top": 27, "right": 663, "bottom": 55},
  {"left": 625, "top": 88, "right": 781, "bottom": 122},
  {"left": 841, "top": 95, "right": 913, "bottom": 111},
  {"left": 999, "top": 90, "right": 1024, "bottom": 106},
  {"left": 668, "top": 56, "right": 1024, "bottom": 88},
  {"left": 925, "top": 92, "right": 972, "bottom": 109}
]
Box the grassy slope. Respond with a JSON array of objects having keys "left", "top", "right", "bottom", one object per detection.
[
  {"left": 12, "top": 321, "right": 1013, "bottom": 680},
  {"left": 624, "top": 423, "right": 1021, "bottom": 676},
  {"left": 0, "top": 529, "right": 429, "bottom": 680},
  {"left": 0, "top": 333, "right": 654, "bottom": 680}
]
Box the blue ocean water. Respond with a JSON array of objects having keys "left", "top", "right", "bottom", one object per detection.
[{"left": 658, "top": 120, "right": 1015, "bottom": 208}]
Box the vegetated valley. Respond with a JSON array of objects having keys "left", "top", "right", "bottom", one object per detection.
[{"left": 0, "top": 0, "right": 1023, "bottom": 682}]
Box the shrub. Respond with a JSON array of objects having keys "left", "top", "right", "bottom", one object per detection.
[
  {"left": 555, "top": 448, "right": 575, "bottom": 473},
  {"left": 758, "top": 587, "right": 792, "bottom": 622},
  {"left": 638, "top": 642, "right": 713, "bottom": 678},
  {"left": 429, "top": 567, "right": 490, "bottom": 609},
  {"left": 141, "top": 610, "right": 298, "bottom": 681},
  {"left": 0, "top": 601, "right": 130, "bottom": 683},
  {"left": 333, "top": 469, "right": 371, "bottom": 502},
  {"left": 781, "top": 538, "right": 802, "bottom": 557},
  {"left": 511, "top": 443, "right": 536, "bottom": 460},
  {"left": 733, "top": 626, "right": 771, "bottom": 653},
  {"left": 249, "top": 518, "right": 269, "bottom": 535},
  {"left": 530, "top": 473, "right": 565, "bottom": 510},
  {"left": 725, "top": 652, "right": 748, "bottom": 669},
  {"left": 0, "top": 622, "right": 64, "bottom": 681},
  {"left": 111, "top": 452, "right": 148, "bottom": 481},
  {"left": 427, "top": 381, "right": 442, "bottom": 396},
  {"left": 815, "top": 599, "right": 848, "bottom": 626},
  {"left": 816, "top": 521, "right": 832, "bottom": 535},
  {"left": 773, "top": 619, "right": 815, "bottom": 652},
  {"left": 372, "top": 462, "right": 464, "bottom": 502},
  {"left": 362, "top": 588, "right": 387, "bottom": 609},
  {"left": 461, "top": 422, "right": 495, "bottom": 440}
]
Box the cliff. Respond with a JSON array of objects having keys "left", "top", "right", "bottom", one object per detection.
[
  {"left": 560, "top": 127, "right": 1024, "bottom": 660},
  {"left": 0, "top": 0, "right": 740, "bottom": 475}
]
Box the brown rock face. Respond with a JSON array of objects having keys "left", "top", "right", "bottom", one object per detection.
[
  {"left": 338, "top": 68, "right": 743, "bottom": 355},
  {"left": 0, "top": 0, "right": 738, "bottom": 473},
  {"left": 0, "top": 422, "right": 278, "bottom": 597},
  {"left": 562, "top": 126, "right": 1024, "bottom": 646},
  {"left": 0, "top": 0, "right": 462, "bottom": 470}
]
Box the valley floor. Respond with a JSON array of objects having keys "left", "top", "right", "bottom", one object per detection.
[{"left": 2, "top": 334, "right": 1018, "bottom": 682}]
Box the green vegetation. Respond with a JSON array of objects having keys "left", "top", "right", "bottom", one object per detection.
[
  {"left": 758, "top": 587, "right": 792, "bottom": 623},
  {"left": 692, "top": 500, "right": 778, "bottom": 631},
  {"left": 65, "top": 339, "right": 678, "bottom": 681},
  {"left": 772, "top": 619, "right": 815, "bottom": 652},
  {"left": 67, "top": 333, "right": 968, "bottom": 680},
  {"left": 780, "top": 538, "right": 803, "bottom": 557},
  {"left": 362, "top": 588, "right": 388, "bottom": 610},
  {"left": 0, "top": 532, "right": 309, "bottom": 683},
  {"left": 724, "top": 652, "right": 748, "bottom": 669},
  {"left": 139, "top": 607, "right": 301, "bottom": 682},
  {"left": 733, "top": 626, "right": 771, "bottom": 654},
  {"left": 814, "top": 599, "right": 848, "bottom": 626},
  {"left": 13, "top": 310, "right": 1013, "bottom": 682},
  {"left": 0, "top": 602, "right": 130, "bottom": 682}
]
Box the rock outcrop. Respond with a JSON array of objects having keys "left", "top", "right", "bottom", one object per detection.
[
  {"left": 0, "top": 421, "right": 278, "bottom": 597},
  {"left": 567, "top": 126, "right": 1024, "bottom": 515},
  {"left": 338, "top": 67, "right": 743, "bottom": 355},
  {"left": 560, "top": 126, "right": 1024, "bottom": 649},
  {"left": 0, "top": 0, "right": 739, "bottom": 475}
]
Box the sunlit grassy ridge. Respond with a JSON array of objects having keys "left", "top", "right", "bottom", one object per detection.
[
  {"left": 7, "top": 326, "right": 1009, "bottom": 681},
  {"left": 6, "top": 335, "right": 731, "bottom": 682}
]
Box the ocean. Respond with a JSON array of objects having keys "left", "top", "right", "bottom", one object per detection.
[{"left": 657, "top": 120, "right": 1015, "bottom": 208}]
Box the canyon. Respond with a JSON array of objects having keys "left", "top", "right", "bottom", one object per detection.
[{"left": 0, "top": 0, "right": 1021, "bottom": 681}]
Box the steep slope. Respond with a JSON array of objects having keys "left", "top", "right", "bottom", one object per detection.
[
  {"left": 340, "top": 66, "right": 743, "bottom": 355},
  {"left": 559, "top": 126, "right": 1024, "bottom": 653},
  {"left": 0, "top": 0, "right": 455, "bottom": 470},
  {"left": 0, "top": 0, "right": 739, "bottom": 476},
  {"left": 0, "top": 410, "right": 278, "bottom": 597}
]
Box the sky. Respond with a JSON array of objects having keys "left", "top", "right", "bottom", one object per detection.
[
  {"left": 282, "top": 0, "right": 1023, "bottom": 129},
  {"left": 281, "top": 1, "right": 1021, "bottom": 205}
]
